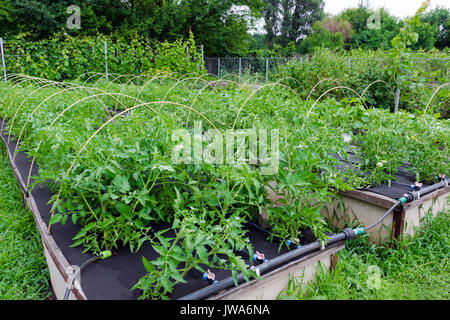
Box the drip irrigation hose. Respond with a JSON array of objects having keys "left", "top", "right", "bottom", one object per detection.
[
  {"left": 178, "top": 231, "right": 351, "bottom": 300},
  {"left": 364, "top": 200, "right": 402, "bottom": 231},
  {"left": 179, "top": 177, "right": 449, "bottom": 300},
  {"left": 63, "top": 250, "right": 111, "bottom": 300}
]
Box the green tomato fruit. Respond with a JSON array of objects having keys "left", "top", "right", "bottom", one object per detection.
[{"left": 376, "top": 162, "right": 384, "bottom": 168}]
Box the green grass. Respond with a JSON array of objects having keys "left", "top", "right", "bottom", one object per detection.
[
  {"left": 0, "top": 154, "right": 50, "bottom": 300},
  {"left": 279, "top": 208, "right": 450, "bottom": 300}
]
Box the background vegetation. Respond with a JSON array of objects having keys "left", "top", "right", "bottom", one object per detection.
[{"left": 0, "top": 1, "right": 448, "bottom": 57}]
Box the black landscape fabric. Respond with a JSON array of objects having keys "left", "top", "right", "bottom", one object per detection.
[{"left": 335, "top": 150, "right": 429, "bottom": 199}]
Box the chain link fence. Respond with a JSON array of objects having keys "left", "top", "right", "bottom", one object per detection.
[
  {"left": 204, "top": 57, "right": 309, "bottom": 83},
  {"left": 203, "top": 56, "right": 449, "bottom": 85}
]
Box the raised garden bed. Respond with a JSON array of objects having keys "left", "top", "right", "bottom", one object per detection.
[
  {"left": 0, "top": 76, "right": 447, "bottom": 299},
  {"left": 0, "top": 123, "right": 344, "bottom": 300},
  {"left": 322, "top": 151, "right": 449, "bottom": 244}
]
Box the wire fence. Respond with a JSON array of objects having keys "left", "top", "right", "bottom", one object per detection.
[
  {"left": 0, "top": 36, "right": 449, "bottom": 86},
  {"left": 204, "top": 57, "right": 309, "bottom": 83},
  {"left": 203, "top": 56, "right": 450, "bottom": 84}
]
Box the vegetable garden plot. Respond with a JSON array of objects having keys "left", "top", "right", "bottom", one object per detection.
[
  {"left": 0, "top": 73, "right": 448, "bottom": 299},
  {"left": 0, "top": 119, "right": 345, "bottom": 300}
]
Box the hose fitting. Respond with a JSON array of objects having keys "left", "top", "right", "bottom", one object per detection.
[
  {"left": 286, "top": 239, "right": 302, "bottom": 249},
  {"left": 100, "top": 250, "right": 111, "bottom": 259},
  {"left": 252, "top": 251, "right": 268, "bottom": 264},
  {"left": 203, "top": 269, "right": 217, "bottom": 285},
  {"left": 343, "top": 228, "right": 356, "bottom": 240},
  {"left": 410, "top": 182, "right": 422, "bottom": 191}
]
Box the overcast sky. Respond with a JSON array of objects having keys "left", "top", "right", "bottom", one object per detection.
[{"left": 324, "top": 0, "right": 449, "bottom": 18}]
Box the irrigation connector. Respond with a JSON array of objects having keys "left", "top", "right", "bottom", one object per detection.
[
  {"left": 240, "top": 248, "right": 268, "bottom": 265},
  {"left": 286, "top": 238, "right": 302, "bottom": 249},
  {"left": 202, "top": 269, "right": 218, "bottom": 285},
  {"left": 63, "top": 250, "right": 111, "bottom": 300},
  {"left": 410, "top": 181, "right": 423, "bottom": 191},
  {"left": 253, "top": 251, "right": 268, "bottom": 264}
]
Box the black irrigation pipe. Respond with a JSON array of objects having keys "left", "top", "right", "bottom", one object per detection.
[{"left": 179, "top": 176, "right": 449, "bottom": 300}]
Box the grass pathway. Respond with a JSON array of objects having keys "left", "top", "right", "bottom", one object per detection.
[
  {"left": 280, "top": 208, "right": 450, "bottom": 300},
  {"left": 0, "top": 156, "right": 50, "bottom": 299}
]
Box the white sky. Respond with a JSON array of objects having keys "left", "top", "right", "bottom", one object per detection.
[{"left": 324, "top": 0, "right": 449, "bottom": 18}]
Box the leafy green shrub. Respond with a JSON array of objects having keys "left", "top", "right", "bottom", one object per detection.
[{"left": 3, "top": 32, "right": 205, "bottom": 81}]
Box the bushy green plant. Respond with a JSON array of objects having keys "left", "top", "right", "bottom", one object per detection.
[{"left": 3, "top": 32, "right": 205, "bottom": 81}]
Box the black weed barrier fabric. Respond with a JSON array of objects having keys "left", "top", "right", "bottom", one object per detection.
[
  {"left": 0, "top": 118, "right": 328, "bottom": 300},
  {"left": 335, "top": 151, "right": 429, "bottom": 199}
]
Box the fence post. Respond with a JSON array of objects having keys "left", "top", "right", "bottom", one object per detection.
[
  {"left": 347, "top": 57, "right": 351, "bottom": 71},
  {"left": 238, "top": 58, "right": 242, "bottom": 84},
  {"left": 199, "top": 45, "right": 204, "bottom": 70},
  {"left": 265, "top": 58, "right": 269, "bottom": 83},
  {"left": 104, "top": 41, "right": 108, "bottom": 81},
  {"left": 394, "top": 87, "right": 400, "bottom": 113},
  {"left": 394, "top": 56, "right": 403, "bottom": 113},
  {"left": 0, "top": 37, "right": 7, "bottom": 82},
  {"left": 218, "top": 58, "right": 220, "bottom": 77}
]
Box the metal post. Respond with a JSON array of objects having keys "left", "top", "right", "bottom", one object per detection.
[
  {"left": 265, "top": 58, "right": 269, "bottom": 83},
  {"left": 0, "top": 37, "right": 7, "bottom": 82},
  {"left": 238, "top": 58, "right": 242, "bottom": 84},
  {"left": 394, "top": 87, "right": 400, "bottom": 113},
  {"left": 200, "top": 45, "right": 204, "bottom": 70},
  {"left": 347, "top": 57, "right": 351, "bottom": 71},
  {"left": 218, "top": 58, "right": 220, "bottom": 77},
  {"left": 104, "top": 41, "right": 108, "bottom": 81}
]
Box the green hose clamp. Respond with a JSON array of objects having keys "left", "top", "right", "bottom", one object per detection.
[
  {"left": 398, "top": 196, "right": 407, "bottom": 204},
  {"left": 100, "top": 250, "right": 112, "bottom": 259},
  {"left": 354, "top": 227, "right": 366, "bottom": 236}
]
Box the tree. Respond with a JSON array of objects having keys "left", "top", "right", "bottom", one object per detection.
[
  {"left": 0, "top": 0, "right": 16, "bottom": 34},
  {"left": 263, "top": 0, "right": 324, "bottom": 48},
  {"left": 262, "top": 0, "right": 280, "bottom": 48},
  {"left": 298, "top": 17, "right": 348, "bottom": 53},
  {"left": 1, "top": 0, "right": 263, "bottom": 56},
  {"left": 339, "top": 3, "right": 402, "bottom": 50},
  {"left": 350, "top": 8, "right": 401, "bottom": 50},
  {"left": 422, "top": 6, "right": 449, "bottom": 49}
]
